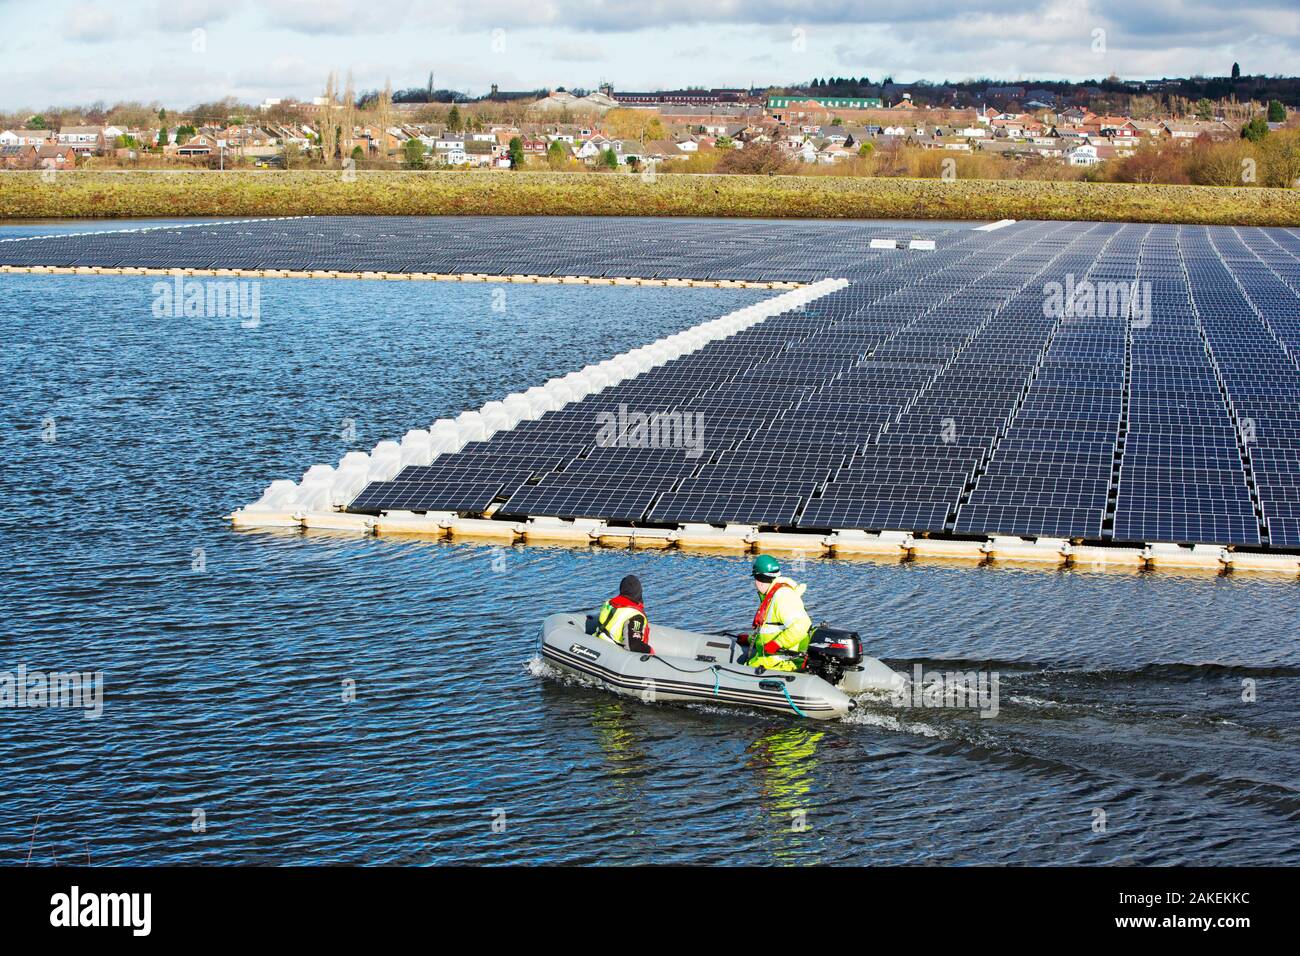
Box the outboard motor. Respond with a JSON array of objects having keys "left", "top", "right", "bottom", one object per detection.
[{"left": 804, "top": 624, "right": 863, "bottom": 685}]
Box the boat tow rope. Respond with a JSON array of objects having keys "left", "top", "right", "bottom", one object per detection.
[
  {"left": 723, "top": 664, "right": 808, "bottom": 718},
  {"left": 778, "top": 681, "right": 807, "bottom": 718},
  {"left": 702, "top": 663, "right": 801, "bottom": 715}
]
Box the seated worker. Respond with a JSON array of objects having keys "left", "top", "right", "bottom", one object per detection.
[
  {"left": 739, "top": 554, "right": 811, "bottom": 672},
  {"left": 594, "top": 574, "right": 652, "bottom": 654}
]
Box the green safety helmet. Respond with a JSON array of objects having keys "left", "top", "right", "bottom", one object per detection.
[{"left": 752, "top": 554, "right": 781, "bottom": 579}]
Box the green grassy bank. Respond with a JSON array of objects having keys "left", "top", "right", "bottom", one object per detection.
[{"left": 2, "top": 170, "right": 1298, "bottom": 226}]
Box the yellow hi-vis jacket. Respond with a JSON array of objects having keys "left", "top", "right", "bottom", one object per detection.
[
  {"left": 595, "top": 599, "right": 650, "bottom": 653},
  {"left": 747, "top": 577, "right": 812, "bottom": 670}
]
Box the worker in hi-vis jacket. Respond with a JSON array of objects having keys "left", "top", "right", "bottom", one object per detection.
[
  {"left": 739, "top": 554, "right": 812, "bottom": 672},
  {"left": 594, "top": 574, "right": 652, "bottom": 654}
]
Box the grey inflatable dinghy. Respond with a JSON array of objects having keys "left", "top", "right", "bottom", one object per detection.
[{"left": 539, "top": 612, "right": 905, "bottom": 720}]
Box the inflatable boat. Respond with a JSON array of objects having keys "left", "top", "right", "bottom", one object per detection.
[{"left": 539, "top": 612, "right": 906, "bottom": 720}]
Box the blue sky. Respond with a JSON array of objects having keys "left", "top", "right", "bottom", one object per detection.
[{"left": 1, "top": 0, "right": 1296, "bottom": 110}]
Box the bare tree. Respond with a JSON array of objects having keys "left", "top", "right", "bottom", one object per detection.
[
  {"left": 341, "top": 70, "right": 356, "bottom": 157},
  {"left": 320, "top": 71, "right": 338, "bottom": 164},
  {"left": 376, "top": 77, "right": 393, "bottom": 160}
]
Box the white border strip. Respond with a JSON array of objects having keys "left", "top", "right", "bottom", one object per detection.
[
  {"left": 234, "top": 278, "right": 850, "bottom": 519},
  {"left": 0, "top": 215, "right": 312, "bottom": 244},
  {"left": 973, "top": 219, "right": 1017, "bottom": 232}
]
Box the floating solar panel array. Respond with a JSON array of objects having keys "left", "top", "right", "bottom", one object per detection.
[
  {"left": 340, "top": 220, "right": 1300, "bottom": 551},
  {"left": 0, "top": 215, "right": 966, "bottom": 281},
  {"left": 11, "top": 215, "right": 1300, "bottom": 551}
]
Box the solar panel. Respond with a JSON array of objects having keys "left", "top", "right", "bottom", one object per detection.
[{"left": 648, "top": 491, "right": 805, "bottom": 526}]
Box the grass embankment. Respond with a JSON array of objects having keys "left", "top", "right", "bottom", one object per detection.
[{"left": 2, "top": 170, "right": 1298, "bottom": 225}]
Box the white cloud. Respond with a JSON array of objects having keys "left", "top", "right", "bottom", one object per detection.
[
  {"left": 3, "top": 0, "right": 1296, "bottom": 108},
  {"left": 151, "top": 0, "right": 244, "bottom": 31},
  {"left": 542, "top": 39, "right": 608, "bottom": 63},
  {"left": 62, "top": 3, "right": 121, "bottom": 42}
]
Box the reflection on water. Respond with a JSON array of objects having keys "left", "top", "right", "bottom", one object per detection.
[
  {"left": 746, "top": 727, "right": 824, "bottom": 864},
  {"left": 589, "top": 700, "right": 652, "bottom": 810}
]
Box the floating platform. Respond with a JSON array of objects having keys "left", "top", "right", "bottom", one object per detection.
[
  {"left": 0, "top": 264, "right": 799, "bottom": 290},
  {"left": 6, "top": 215, "right": 1296, "bottom": 576},
  {"left": 229, "top": 511, "right": 1298, "bottom": 576}
]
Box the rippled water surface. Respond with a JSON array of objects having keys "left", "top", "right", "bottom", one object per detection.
[{"left": 3, "top": 220, "right": 1299, "bottom": 866}]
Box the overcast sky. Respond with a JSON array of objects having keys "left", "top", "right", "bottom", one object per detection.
[{"left": 1, "top": 0, "right": 1296, "bottom": 110}]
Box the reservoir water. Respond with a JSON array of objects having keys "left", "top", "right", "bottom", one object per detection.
[{"left": 3, "top": 220, "right": 1298, "bottom": 865}]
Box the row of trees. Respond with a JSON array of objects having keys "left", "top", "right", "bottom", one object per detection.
[
  {"left": 793, "top": 69, "right": 1300, "bottom": 111},
  {"left": 1097, "top": 132, "right": 1300, "bottom": 187}
]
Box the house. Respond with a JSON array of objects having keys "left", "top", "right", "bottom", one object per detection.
[
  {"left": 433, "top": 142, "right": 468, "bottom": 165},
  {"left": 223, "top": 125, "right": 279, "bottom": 156},
  {"left": 57, "top": 126, "right": 105, "bottom": 154},
  {"left": 463, "top": 140, "right": 496, "bottom": 166},
  {"left": 635, "top": 139, "right": 689, "bottom": 162},
  {"left": 176, "top": 134, "right": 216, "bottom": 157},
  {"left": 357, "top": 124, "right": 392, "bottom": 156},
  {"left": 0, "top": 144, "right": 38, "bottom": 168},
  {"left": 789, "top": 138, "right": 818, "bottom": 162},
  {"left": 838, "top": 126, "right": 875, "bottom": 148},
  {"left": 816, "top": 141, "right": 853, "bottom": 163},
  {"left": 1, "top": 129, "right": 55, "bottom": 146},
  {"left": 1066, "top": 143, "right": 1101, "bottom": 166},
  {"left": 1161, "top": 122, "right": 1202, "bottom": 144},
  {"left": 36, "top": 144, "right": 78, "bottom": 169},
  {"left": 697, "top": 119, "right": 735, "bottom": 136},
  {"left": 1095, "top": 116, "right": 1136, "bottom": 136},
  {"left": 573, "top": 134, "right": 621, "bottom": 162}
]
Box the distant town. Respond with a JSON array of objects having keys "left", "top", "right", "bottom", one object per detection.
[{"left": 3, "top": 68, "right": 1297, "bottom": 187}]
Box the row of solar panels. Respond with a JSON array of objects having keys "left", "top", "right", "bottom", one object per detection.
[{"left": 0, "top": 215, "right": 969, "bottom": 281}]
